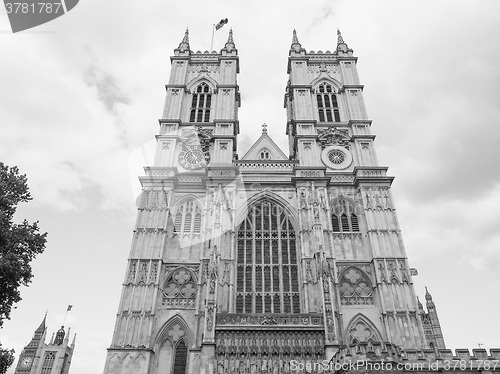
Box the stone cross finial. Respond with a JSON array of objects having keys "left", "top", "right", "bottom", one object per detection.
[{"left": 262, "top": 123, "right": 267, "bottom": 133}]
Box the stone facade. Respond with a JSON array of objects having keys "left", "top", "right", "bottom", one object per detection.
[
  {"left": 101, "top": 29, "right": 499, "bottom": 374},
  {"left": 13, "top": 315, "right": 75, "bottom": 374}
]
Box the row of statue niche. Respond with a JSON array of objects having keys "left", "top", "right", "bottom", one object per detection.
[
  {"left": 216, "top": 336, "right": 324, "bottom": 357},
  {"left": 215, "top": 357, "right": 329, "bottom": 374}
]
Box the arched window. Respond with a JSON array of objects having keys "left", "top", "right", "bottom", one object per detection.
[
  {"left": 331, "top": 197, "right": 360, "bottom": 233},
  {"left": 236, "top": 201, "right": 300, "bottom": 313},
  {"left": 259, "top": 149, "right": 271, "bottom": 160},
  {"left": 193, "top": 213, "right": 202, "bottom": 233},
  {"left": 173, "top": 200, "right": 202, "bottom": 235},
  {"left": 316, "top": 83, "right": 340, "bottom": 123},
  {"left": 173, "top": 340, "right": 188, "bottom": 374},
  {"left": 189, "top": 83, "right": 212, "bottom": 123},
  {"left": 41, "top": 352, "right": 56, "bottom": 374},
  {"left": 174, "top": 212, "right": 182, "bottom": 233}
]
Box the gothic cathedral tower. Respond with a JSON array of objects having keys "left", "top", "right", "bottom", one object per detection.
[
  {"left": 13, "top": 315, "right": 75, "bottom": 374},
  {"left": 102, "top": 29, "right": 444, "bottom": 374}
]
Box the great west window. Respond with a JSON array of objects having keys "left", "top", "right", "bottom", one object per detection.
[{"left": 236, "top": 201, "right": 300, "bottom": 313}]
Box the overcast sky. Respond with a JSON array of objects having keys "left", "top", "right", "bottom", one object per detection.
[{"left": 1, "top": 1, "right": 500, "bottom": 373}]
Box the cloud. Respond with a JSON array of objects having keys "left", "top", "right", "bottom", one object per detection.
[{"left": 84, "top": 64, "right": 130, "bottom": 114}]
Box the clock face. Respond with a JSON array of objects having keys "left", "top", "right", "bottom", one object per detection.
[
  {"left": 178, "top": 145, "right": 209, "bottom": 170},
  {"left": 21, "top": 357, "right": 33, "bottom": 368}
]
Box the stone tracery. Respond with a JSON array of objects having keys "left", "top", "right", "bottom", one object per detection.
[{"left": 162, "top": 268, "right": 197, "bottom": 308}]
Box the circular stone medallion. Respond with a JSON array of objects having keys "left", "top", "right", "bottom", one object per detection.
[{"left": 321, "top": 145, "right": 353, "bottom": 170}]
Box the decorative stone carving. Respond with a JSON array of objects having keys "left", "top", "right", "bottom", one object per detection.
[
  {"left": 215, "top": 330, "right": 325, "bottom": 371},
  {"left": 216, "top": 313, "right": 323, "bottom": 327},
  {"left": 219, "top": 261, "right": 231, "bottom": 286},
  {"left": 206, "top": 302, "right": 215, "bottom": 332},
  {"left": 387, "top": 260, "right": 400, "bottom": 284},
  {"left": 300, "top": 170, "right": 321, "bottom": 178},
  {"left": 127, "top": 261, "right": 137, "bottom": 283},
  {"left": 168, "top": 324, "right": 185, "bottom": 342},
  {"left": 138, "top": 262, "right": 148, "bottom": 283},
  {"left": 317, "top": 127, "right": 350, "bottom": 150},
  {"left": 399, "top": 259, "right": 410, "bottom": 284},
  {"left": 162, "top": 267, "right": 197, "bottom": 308},
  {"left": 338, "top": 267, "right": 374, "bottom": 305},
  {"left": 305, "top": 259, "right": 316, "bottom": 284},
  {"left": 346, "top": 314, "right": 382, "bottom": 348},
  {"left": 188, "top": 63, "right": 220, "bottom": 73}
]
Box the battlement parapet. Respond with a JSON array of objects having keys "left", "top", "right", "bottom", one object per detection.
[{"left": 337, "top": 343, "right": 500, "bottom": 366}]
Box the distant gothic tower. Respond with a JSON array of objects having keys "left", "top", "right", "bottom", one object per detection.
[
  {"left": 13, "top": 315, "right": 76, "bottom": 374},
  {"left": 102, "top": 28, "right": 445, "bottom": 374}
]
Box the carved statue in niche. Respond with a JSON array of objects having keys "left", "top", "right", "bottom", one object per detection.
[
  {"left": 318, "top": 188, "right": 327, "bottom": 209},
  {"left": 299, "top": 189, "right": 308, "bottom": 209},
  {"left": 206, "top": 303, "right": 214, "bottom": 331},
  {"left": 313, "top": 202, "right": 320, "bottom": 222},
  {"left": 317, "top": 127, "right": 350, "bottom": 150}
]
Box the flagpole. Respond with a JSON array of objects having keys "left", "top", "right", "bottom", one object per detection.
[
  {"left": 210, "top": 24, "right": 215, "bottom": 51},
  {"left": 62, "top": 305, "right": 72, "bottom": 327},
  {"left": 62, "top": 309, "right": 69, "bottom": 327}
]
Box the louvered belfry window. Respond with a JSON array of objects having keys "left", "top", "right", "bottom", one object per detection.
[
  {"left": 236, "top": 201, "right": 300, "bottom": 313},
  {"left": 189, "top": 83, "right": 211, "bottom": 122},
  {"left": 317, "top": 83, "right": 340, "bottom": 122},
  {"left": 331, "top": 197, "right": 360, "bottom": 233},
  {"left": 173, "top": 200, "right": 202, "bottom": 235}
]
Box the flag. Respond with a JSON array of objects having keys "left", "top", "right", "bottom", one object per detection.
[
  {"left": 215, "top": 18, "right": 228, "bottom": 31},
  {"left": 67, "top": 305, "right": 73, "bottom": 312}
]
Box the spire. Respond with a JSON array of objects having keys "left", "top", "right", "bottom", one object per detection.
[
  {"left": 64, "top": 327, "right": 71, "bottom": 344},
  {"left": 71, "top": 333, "right": 77, "bottom": 348},
  {"left": 336, "top": 28, "right": 350, "bottom": 53},
  {"left": 292, "top": 29, "right": 300, "bottom": 45},
  {"left": 26, "top": 313, "right": 47, "bottom": 348},
  {"left": 224, "top": 28, "right": 236, "bottom": 51},
  {"left": 425, "top": 286, "right": 435, "bottom": 308},
  {"left": 181, "top": 28, "right": 189, "bottom": 45},
  {"left": 290, "top": 29, "right": 304, "bottom": 53},
  {"left": 425, "top": 286, "right": 432, "bottom": 300},
  {"left": 289, "top": 29, "right": 305, "bottom": 55},
  {"left": 337, "top": 28, "right": 345, "bottom": 44},
  {"left": 35, "top": 313, "right": 47, "bottom": 333},
  {"left": 417, "top": 296, "right": 424, "bottom": 311},
  {"left": 175, "top": 28, "right": 190, "bottom": 53}
]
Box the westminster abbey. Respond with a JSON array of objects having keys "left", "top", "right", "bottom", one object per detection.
[{"left": 101, "top": 29, "right": 500, "bottom": 374}]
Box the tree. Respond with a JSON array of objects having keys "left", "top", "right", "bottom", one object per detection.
[
  {"left": 0, "top": 343, "right": 14, "bottom": 374},
  {"left": 0, "top": 163, "right": 47, "bottom": 373}
]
